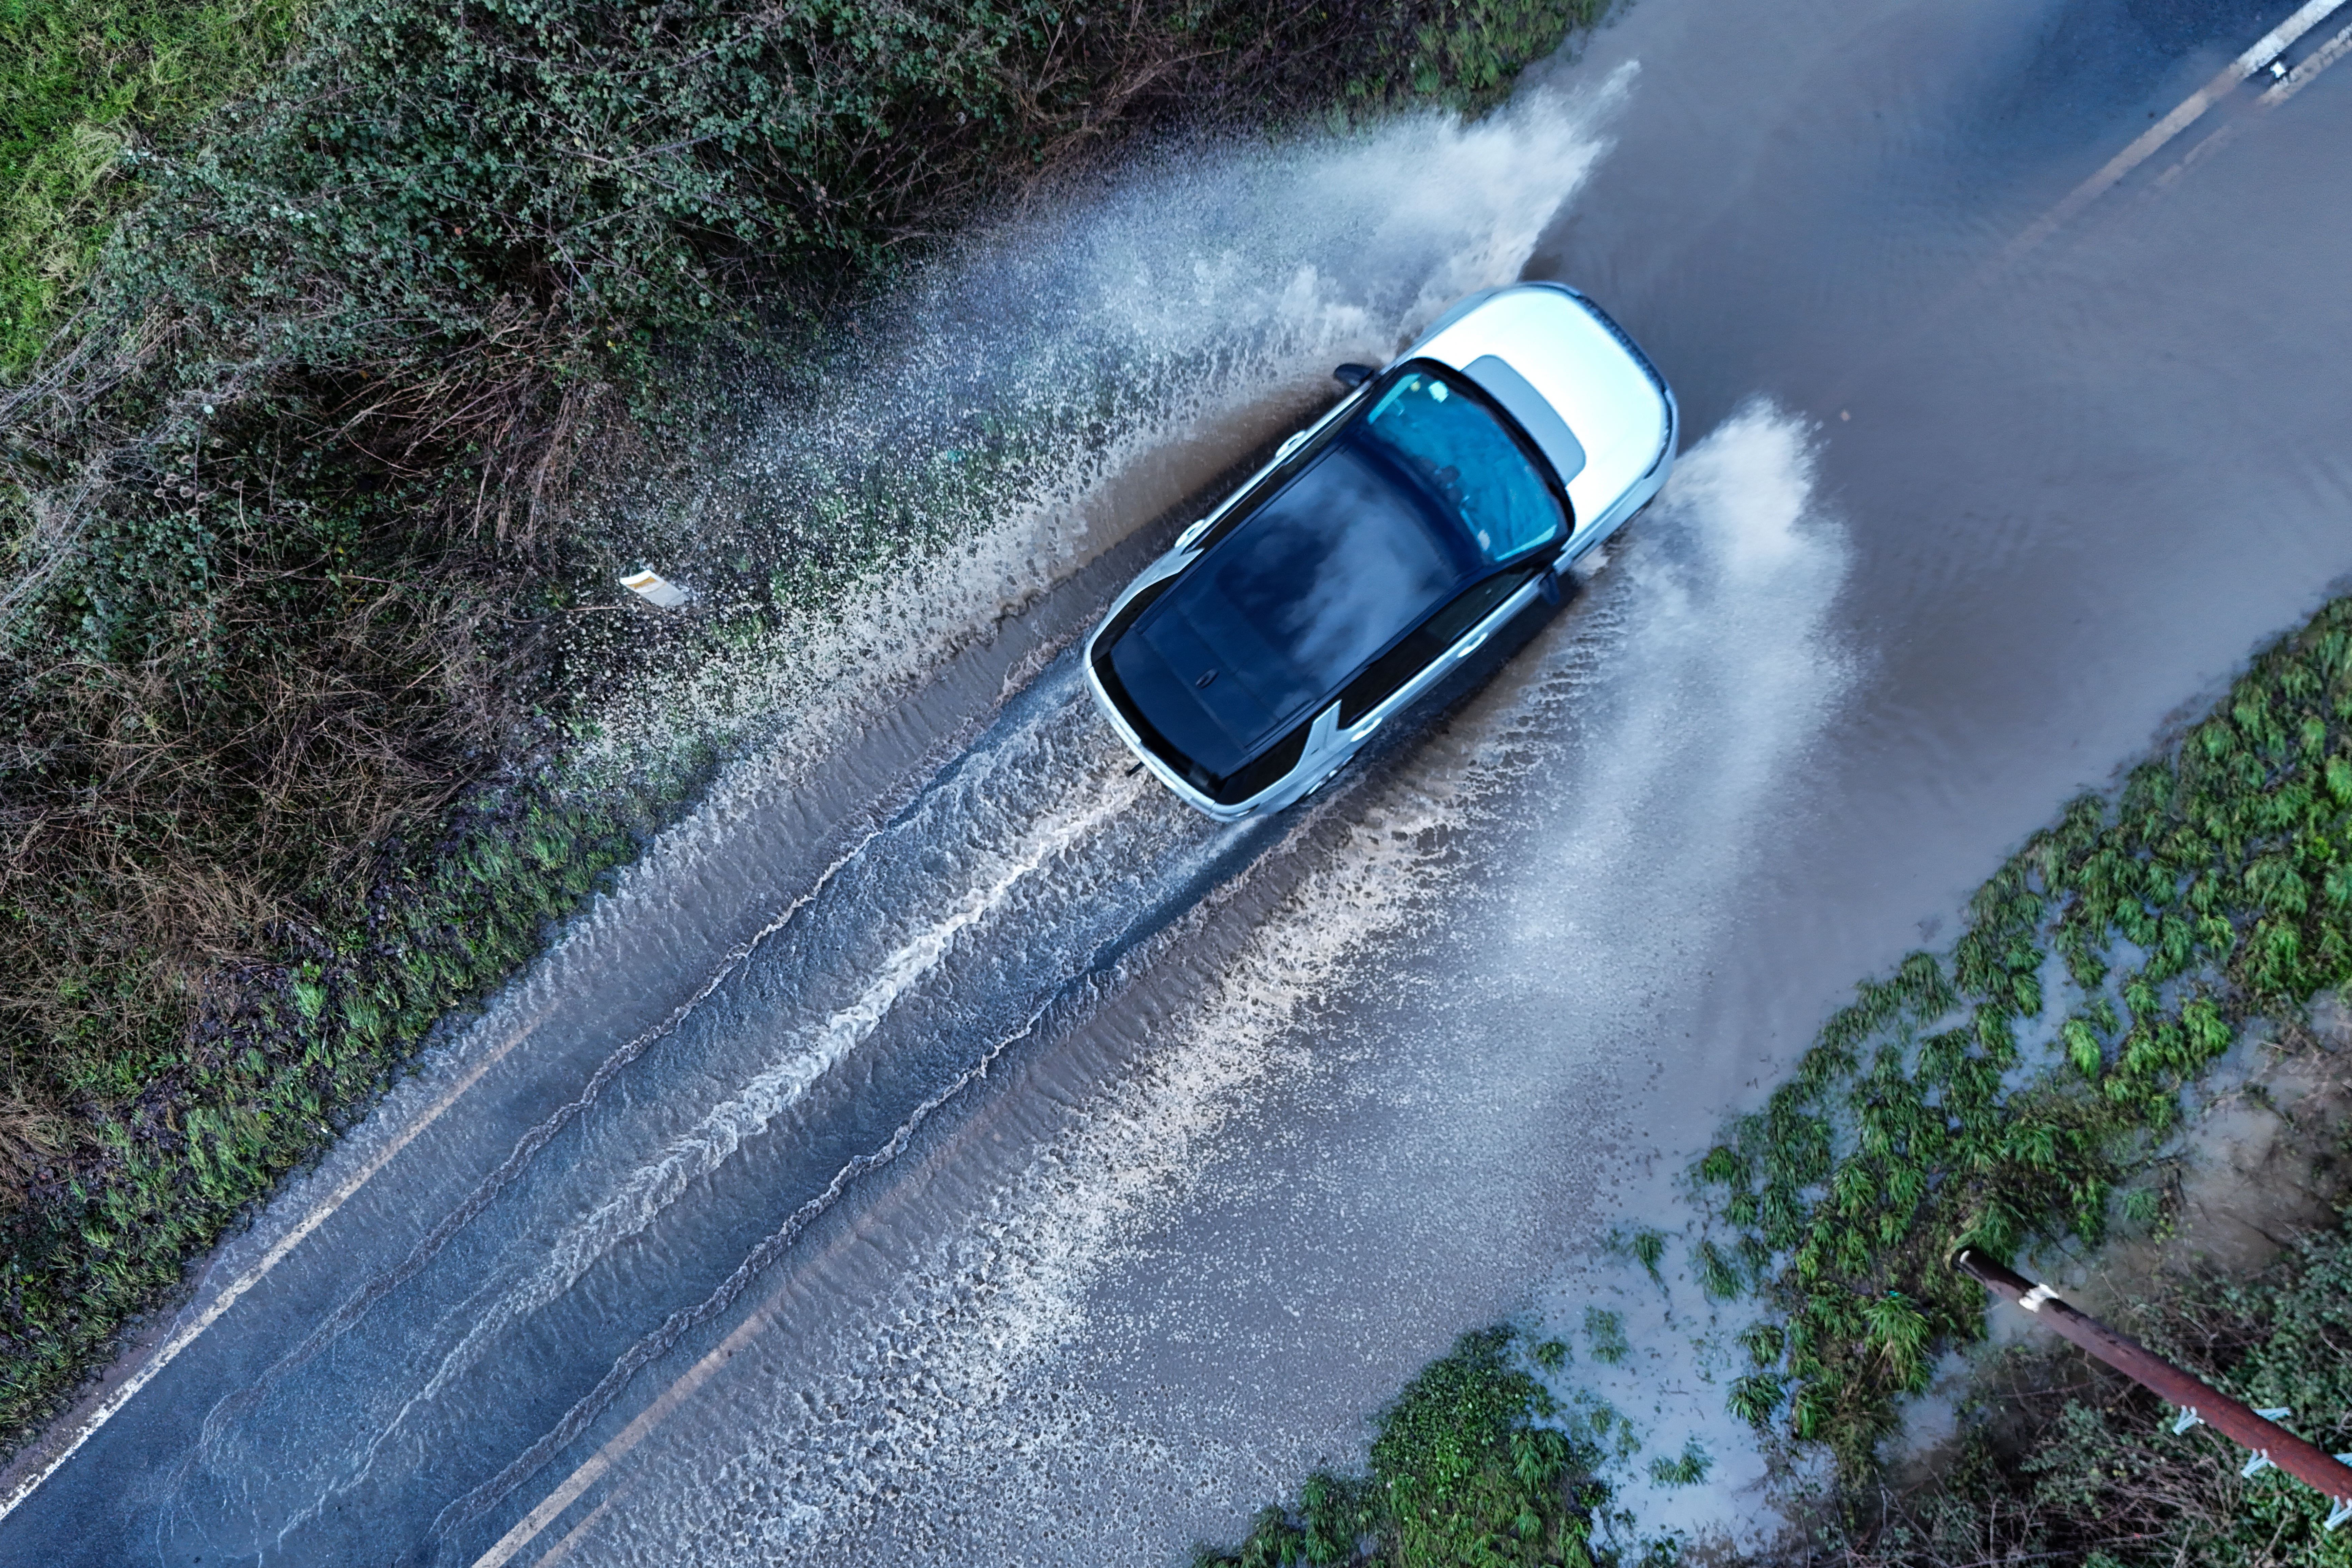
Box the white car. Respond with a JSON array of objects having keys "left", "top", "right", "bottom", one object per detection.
[{"left": 1086, "top": 283, "right": 1678, "bottom": 820}]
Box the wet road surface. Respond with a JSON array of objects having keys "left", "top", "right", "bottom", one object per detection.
[{"left": 8, "top": 0, "right": 2352, "bottom": 1560}]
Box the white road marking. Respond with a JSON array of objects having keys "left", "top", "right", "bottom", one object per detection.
[
  {"left": 2002, "top": 0, "right": 2350, "bottom": 260},
  {"left": 469, "top": 1282, "right": 782, "bottom": 1568},
  {"left": 2264, "top": 16, "right": 2352, "bottom": 102},
  {"left": 0, "top": 1002, "right": 552, "bottom": 1524},
  {"left": 526, "top": 1491, "right": 616, "bottom": 1568},
  {"left": 2158, "top": 19, "right": 2352, "bottom": 184}
]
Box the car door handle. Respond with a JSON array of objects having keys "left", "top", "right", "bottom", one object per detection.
[
  {"left": 1276, "top": 431, "right": 1308, "bottom": 460},
  {"left": 1453, "top": 630, "right": 1490, "bottom": 659}
]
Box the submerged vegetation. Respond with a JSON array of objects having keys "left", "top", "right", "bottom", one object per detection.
[
  {"left": 1216, "top": 593, "right": 2352, "bottom": 1561},
  {"left": 1698, "top": 595, "right": 2352, "bottom": 1477},
  {"left": 0, "top": 0, "right": 1601, "bottom": 1452}
]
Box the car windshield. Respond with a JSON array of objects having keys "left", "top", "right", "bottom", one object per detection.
[{"left": 1358, "top": 368, "right": 1564, "bottom": 564}]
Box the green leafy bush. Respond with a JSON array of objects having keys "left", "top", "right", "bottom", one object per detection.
[{"left": 1195, "top": 1327, "right": 1615, "bottom": 1568}]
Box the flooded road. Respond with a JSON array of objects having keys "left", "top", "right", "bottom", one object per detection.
[{"left": 10, "top": 0, "right": 2352, "bottom": 1561}]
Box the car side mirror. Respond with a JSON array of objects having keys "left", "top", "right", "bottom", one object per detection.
[{"left": 1332, "top": 363, "right": 1374, "bottom": 389}]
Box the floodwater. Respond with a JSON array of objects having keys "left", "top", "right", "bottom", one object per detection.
[{"left": 8, "top": 0, "right": 2352, "bottom": 1561}]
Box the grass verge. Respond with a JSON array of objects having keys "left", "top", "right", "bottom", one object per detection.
[
  {"left": 1190, "top": 1326, "right": 1653, "bottom": 1568},
  {"left": 1, "top": 0, "right": 307, "bottom": 373},
  {"left": 0, "top": 759, "right": 696, "bottom": 1429},
  {"left": 1696, "top": 594, "right": 2352, "bottom": 1476}
]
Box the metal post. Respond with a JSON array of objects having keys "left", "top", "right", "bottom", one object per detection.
[{"left": 1953, "top": 1248, "right": 2352, "bottom": 1528}]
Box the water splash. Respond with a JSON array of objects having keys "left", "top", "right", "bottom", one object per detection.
[
  {"left": 240, "top": 722, "right": 1157, "bottom": 1543},
  {"left": 558, "top": 403, "right": 1850, "bottom": 1566},
  {"left": 162, "top": 64, "right": 1661, "bottom": 1565},
  {"left": 567, "top": 66, "right": 1638, "bottom": 802},
  {"left": 1506, "top": 402, "right": 1850, "bottom": 1549}
]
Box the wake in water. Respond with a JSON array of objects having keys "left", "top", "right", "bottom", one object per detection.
[
  {"left": 147, "top": 62, "right": 1664, "bottom": 1567},
  {"left": 563, "top": 404, "right": 1851, "bottom": 1567},
  {"left": 167, "top": 677, "right": 1221, "bottom": 1548},
  {"left": 232, "top": 714, "right": 1159, "bottom": 1543}
]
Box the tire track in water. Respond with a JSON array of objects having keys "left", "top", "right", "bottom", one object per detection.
[
  {"left": 254, "top": 716, "right": 1157, "bottom": 1547},
  {"left": 440, "top": 778, "right": 1302, "bottom": 1555},
  {"left": 171, "top": 675, "right": 1114, "bottom": 1528},
  {"left": 622, "top": 760, "right": 1459, "bottom": 1567},
  {"left": 454, "top": 769, "right": 1343, "bottom": 1566}
]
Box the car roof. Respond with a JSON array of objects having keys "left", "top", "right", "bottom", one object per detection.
[{"left": 1107, "top": 413, "right": 1493, "bottom": 778}]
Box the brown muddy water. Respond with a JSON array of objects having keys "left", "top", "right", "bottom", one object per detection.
[{"left": 7, "top": 0, "right": 2352, "bottom": 1562}]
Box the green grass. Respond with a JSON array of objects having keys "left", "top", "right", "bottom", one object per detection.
[
  {"left": 1192, "top": 1327, "right": 1632, "bottom": 1568},
  {"left": 0, "top": 0, "right": 306, "bottom": 372},
  {"left": 1583, "top": 1307, "right": 1629, "bottom": 1368},
  {"left": 1645, "top": 1440, "right": 1709, "bottom": 1490}
]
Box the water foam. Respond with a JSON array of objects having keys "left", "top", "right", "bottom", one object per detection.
[
  {"left": 550, "top": 403, "right": 1850, "bottom": 1566},
  {"left": 251, "top": 735, "right": 1157, "bottom": 1536}
]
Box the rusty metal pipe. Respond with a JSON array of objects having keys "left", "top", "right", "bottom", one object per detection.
[{"left": 1953, "top": 1247, "right": 2352, "bottom": 1519}]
